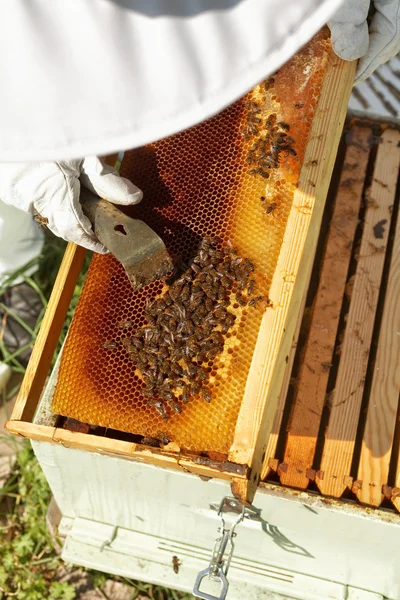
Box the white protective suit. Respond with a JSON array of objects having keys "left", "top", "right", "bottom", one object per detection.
[{"left": 0, "top": 0, "right": 399, "bottom": 270}]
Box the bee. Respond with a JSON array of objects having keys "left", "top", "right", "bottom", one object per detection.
[
  {"left": 168, "top": 399, "right": 181, "bottom": 414},
  {"left": 217, "top": 288, "right": 226, "bottom": 301},
  {"left": 205, "top": 347, "right": 220, "bottom": 361},
  {"left": 248, "top": 108, "right": 262, "bottom": 120},
  {"left": 141, "top": 436, "right": 160, "bottom": 447},
  {"left": 264, "top": 76, "right": 275, "bottom": 91},
  {"left": 118, "top": 319, "right": 133, "bottom": 329},
  {"left": 209, "top": 331, "right": 224, "bottom": 345},
  {"left": 174, "top": 302, "right": 186, "bottom": 320},
  {"left": 148, "top": 398, "right": 168, "bottom": 421},
  {"left": 214, "top": 307, "right": 227, "bottom": 321},
  {"left": 237, "top": 278, "right": 248, "bottom": 291},
  {"left": 172, "top": 555, "right": 182, "bottom": 574},
  {"left": 143, "top": 327, "right": 157, "bottom": 343},
  {"left": 142, "top": 386, "right": 155, "bottom": 398},
  {"left": 295, "top": 102, "right": 303, "bottom": 109},
  {"left": 146, "top": 313, "right": 157, "bottom": 325},
  {"left": 265, "top": 114, "right": 277, "bottom": 129},
  {"left": 226, "top": 314, "right": 236, "bottom": 327},
  {"left": 198, "top": 249, "right": 209, "bottom": 263},
  {"left": 266, "top": 202, "right": 277, "bottom": 215},
  {"left": 244, "top": 259, "right": 255, "bottom": 272},
  {"left": 191, "top": 313, "right": 201, "bottom": 326},
  {"left": 220, "top": 276, "right": 231, "bottom": 289},
  {"left": 147, "top": 355, "right": 159, "bottom": 367},
  {"left": 158, "top": 347, "right": 169, "bottom": 359},
  {"left": 230, "top": 256, "right": 243, "bottom": 268},
  {"left": 158, "top": 433, "right": 170, "bottom": 445},
  {"left": 270, "top": 144, "right": 281, "bottom": 158},
  {"left": 205, "top": 315, "right": 218, "bottom": 327},
  {"left": 235, "top": 292, "right": 247, "bottom": 306},
  {"left": 163, "top": 291, "right": 173, "bottom": 306},
  {"left": 277, "top": 122, "right": 290, "bottom": 131},
  {"left": 201, "top": 387, "right": 212, "bottom": 403},
  {"left": 203, "top": 235, "right": 221, "bottom": 247},
  {"left": 197, "top": 367, "right": 208, "bottom": 381},
  {"left": 190, "top": 381, "right": 200, "bottom": 396},
  {"left": 242, "top": 122, "right": 260, "bottom": 140},
  {"left": 169, "top": 283, "right": 184, "bottom": 301},
  {"left": 177, "top": 272, "right": 193, "bottom": 285},
  {"left": 171, "top": 363, "right": 184, "bottom": 377},
  {"left": 250, "top": 167, "right": 269, "bottom": 179},
  {"left": 185, "top": 362, "right": 198, "bottom": 377},
  {"left": 247, "top": 137, "right": 263, "bottom": 161},
  {"left": 180, "top": 285, "right": 190, "bottom": 302},
  {"left": 158, "top": 387, "right": 173, "bottom": 402},
  {"left": 276, "top": 131, "right": 289, "bottom": 144},
  {"left": 102, "top": 341, "right": 119, "bottom": 349},
  {"left": 205, "top": 298, "right": 214, "bottom": 312},
  {"left": 208, "top": 249, "right": 224, "bottom": 262},
  {"left": 181, "top": 385, "right": 190, "bottom": 403},
  {"left": 247, "top": 280, "right": 256, "bottom": 295},
  {"left": 33, "top": 211, "right": 49, "bottom": 228},
  {"left": 248, "top": 295, "right": 264, "bottom": 306}
]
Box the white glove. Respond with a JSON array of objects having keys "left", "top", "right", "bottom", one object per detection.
[
  {"left": 0, "top": 157, "right": 143, "bottom": 254},
  {"left": 328, "top": 0, "right": 400, "bottom": 84}
]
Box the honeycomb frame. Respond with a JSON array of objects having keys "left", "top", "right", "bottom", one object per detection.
[{"left": 6, "top": 30, "right": 356, "bottom": 504}]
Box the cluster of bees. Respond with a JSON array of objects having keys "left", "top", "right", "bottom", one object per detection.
[
  {"left": 123, "top": 236, "right": 263, "bottom": 420},
  {"left": 241, "top": 72, "right": 296, "bottom": 184},
  {"left": 244, "top": 110, "right": 296, "bottom": 180}
]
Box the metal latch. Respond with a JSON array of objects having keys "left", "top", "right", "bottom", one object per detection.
[{"left": 193, "top": 497, "right": 261, "bottom": 600}]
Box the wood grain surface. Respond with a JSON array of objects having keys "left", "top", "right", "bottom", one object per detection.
[
  {"left": 280, "top": 126, "right": 371, "bottom": 489},
  {"left": 357, "top": 130, "right": 400, "bottom": 506},
  {"left": 229, "top": 55, "right": 356, "bottom": 503},
  {"left": 317, "top": 129, "right": 400, "bottom": 497}
]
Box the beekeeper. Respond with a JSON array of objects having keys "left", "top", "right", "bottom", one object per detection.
[{"left": 0, "top": 0, "right": 399, "bottom": 361}]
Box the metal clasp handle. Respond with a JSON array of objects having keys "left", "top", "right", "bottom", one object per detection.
[
  {"left": 193, "top": 496, "right": 254, "bottom": 600},
  {"left": 193, "top": 567, "right": 229, "bottom": 600}
]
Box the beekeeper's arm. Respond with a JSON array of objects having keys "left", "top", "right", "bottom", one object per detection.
[{"left": 0, "top": 159, "right": 142, "bottom": 253}]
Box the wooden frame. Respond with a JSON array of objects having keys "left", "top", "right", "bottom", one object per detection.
[{"left": 6, "top": 54, "right": 356, "bottom": 505}]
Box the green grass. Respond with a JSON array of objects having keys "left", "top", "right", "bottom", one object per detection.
[
  {"left": 0, "top": 443, "right": 76, "bottom": 600},
  {"left": 0, "top": 232, "right": 193, "bottom": 600}
]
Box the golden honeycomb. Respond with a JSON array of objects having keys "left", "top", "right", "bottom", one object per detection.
[{"left": 52, "top": 31, "right": 330, "bottom": 456}]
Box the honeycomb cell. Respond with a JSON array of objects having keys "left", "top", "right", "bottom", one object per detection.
[{"left": 51, "top": 31, "right": 331, "bottom": 455}]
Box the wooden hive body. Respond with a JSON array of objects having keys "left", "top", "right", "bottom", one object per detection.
[{"left": 264, "top": 115, "right": 400, "bottom": 514}]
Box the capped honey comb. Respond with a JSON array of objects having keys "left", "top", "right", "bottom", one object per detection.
[{"left": 51, "top": 31, "right": 331, "bottom": 455}]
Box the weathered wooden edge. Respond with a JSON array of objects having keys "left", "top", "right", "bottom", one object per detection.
[
  {"left": 229, "top": 54, "right": 356, "bottom": 504},
  {"left": 5, "top": 420, "right": 248, "bottom": 482},
  {"left": 6, "top": 243, "right": 86, "bottom": 423},
  {"left": 260, "top": 272, "right": 308, "bottom": 481},
  {"left": 356, "top": 130, "right": 400, "bottom": 507}
]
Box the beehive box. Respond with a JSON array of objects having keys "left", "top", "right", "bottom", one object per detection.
[
  {"left": 6, "top": 30, "right": 355, "bottom": 504},
  {"left": 264, "top": 115, "right": 400, "bottom": 512}
]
